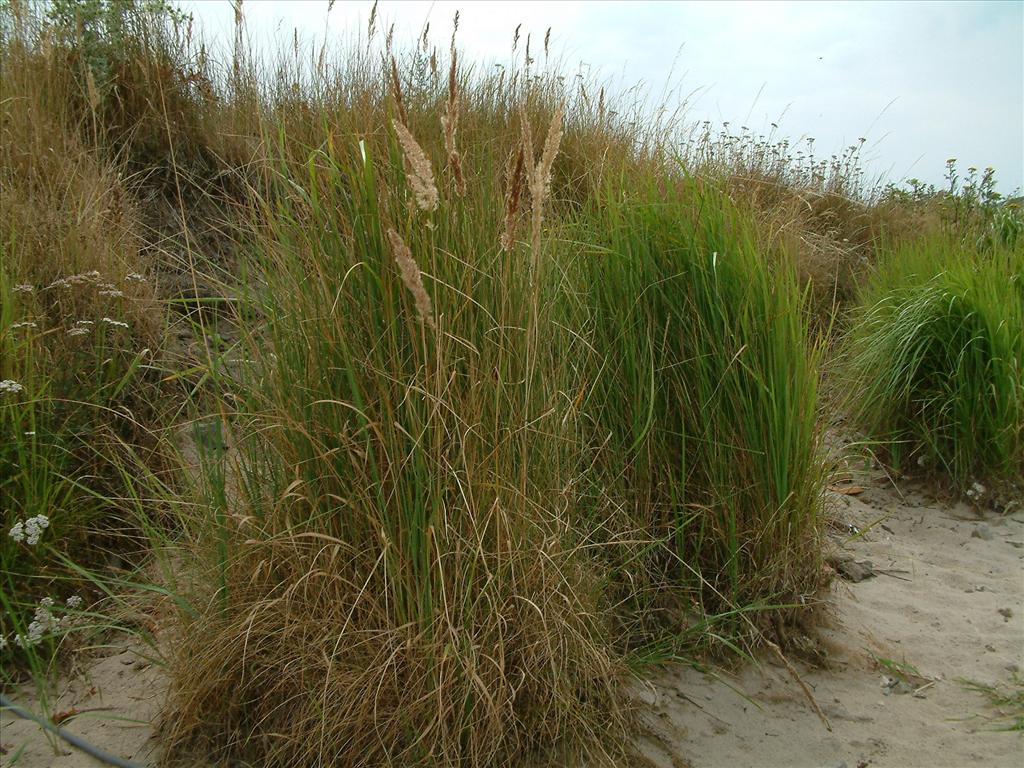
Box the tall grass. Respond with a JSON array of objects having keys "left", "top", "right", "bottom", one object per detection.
[
  {"left": 841, "top": 235, "right": 1024, "bottom": 489},
  {"left": 574, "top": 172, "right": 825, "bottom": 637},
  {"left": 160, "top": 81, "right": 629, "bottom": 764},
  {"left": 12, "top": 1, "right": 1013, "bottom": 765}
]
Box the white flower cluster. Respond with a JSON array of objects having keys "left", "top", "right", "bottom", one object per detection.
[
  {"left": 98, "top": 289, "right": 124, "bottom": 298},
  {"left": 67, "top": 319, "right": 95, "bottom": 337},
  {"left": 965, "top": 482, "right": 987, "bottom": 499},
  {"left": 8, "top": 514, "right": 50, "bottom": 545},
  {"left": 125, "top": 272, "right": 145, "bottom": 282},
  {"left": 48, "top": 271, "right": 102, "bottom": 290},
  {"left": 6, "top": 596, "right": 79, "bottom": 650},
  {"left": 101, "top": 317, "right": 129, "bottom": 328},
  {"left": 14, "top": 284, "right": 34, "bottom": 293},
  {"left": 0, "top": 379, "right": 25, "bottom": 394},
  {"left": 10, "top": 321, "right": 38, "bottom": 330}
]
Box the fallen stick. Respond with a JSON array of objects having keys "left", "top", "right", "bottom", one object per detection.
[{"left": 766, "top": 639, "right": 833, "bottom": 732}]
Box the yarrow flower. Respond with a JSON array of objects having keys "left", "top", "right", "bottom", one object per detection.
[
  {"left": 66, "top": 595, "right": 83, "bottom": 609},
  {"left": 98, "top": 289, "right": 124, "bottom": 298},
  {"left": 12, "top": 596, "right": 70, "bottom": 649},
  {"left": 8, "top": 514, "right": 49, "bottom": 545},
  {"left": 101, "top": 317, "right": 129, "bottom": 328},
  {"left": 125, "top": 272, "right": 145, "bottom": 282},
  {"left": 13, "top": 284, "right": 34, "bottom": 293},
  {"left": 10, "top": 321, "right": 38, "bottom": 330},
  {"left": 67, "top": 327, "right": 90, "bottom": 337},
  {"left": 0, "top": 379, "right": 25, "bottom": 394},
  {"left": 48, "top": 271, "right": 102, "bottom": 290}
]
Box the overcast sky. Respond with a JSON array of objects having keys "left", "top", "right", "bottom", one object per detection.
[{"left": 179, "top": 0, "right": 1024, "bottom": 194}]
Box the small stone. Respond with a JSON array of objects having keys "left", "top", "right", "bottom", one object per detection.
[
  {"left": 831, "top": 555, "right": 876, "bottom": 583},
  {"left": 972, "top": 524, "right": 995, "bottom": 541},
  {"left": 997, "top": 608, "right": 1013, "bottom": 621},
  {"left": 985, "top": 644, "right": 997, "bottom": 652}
]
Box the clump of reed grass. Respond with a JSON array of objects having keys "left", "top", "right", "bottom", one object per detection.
[
  {"left": 840, "top": 235, "right": 1024, "bottom": 489},
  {"left": 576, "top": 174, "right": 826, "bottom": 635},
  {"left": 161, "top": 109, "right": 627, "bottom": 766}
]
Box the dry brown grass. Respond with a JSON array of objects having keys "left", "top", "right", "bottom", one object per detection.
[{"left": 164, "top": 525, "right": 627, "bottom": 767}]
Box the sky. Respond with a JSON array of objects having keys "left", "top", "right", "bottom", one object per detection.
[{"left": 178, "top": 0, "right": 1024, "bottom": 194}]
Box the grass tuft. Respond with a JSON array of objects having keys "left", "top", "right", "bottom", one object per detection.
[{"left": 840, "top": 236, "right": 1023, "bottom": 490}]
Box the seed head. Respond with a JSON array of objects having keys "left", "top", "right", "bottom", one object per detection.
[
  {"left": 393, "top": 120, "right": 439, "bottom": 212},
  {"left": 386, "top": 229, "right": 436, "bottom": 330}
]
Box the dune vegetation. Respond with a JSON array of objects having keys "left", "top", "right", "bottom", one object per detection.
[{"left": 1, "top": 1, "right": 1021, "bottom": 766}]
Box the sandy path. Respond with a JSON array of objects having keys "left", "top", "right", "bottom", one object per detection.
[{"left": 635, "top": 477, "right": 1024, "bottom": 768}]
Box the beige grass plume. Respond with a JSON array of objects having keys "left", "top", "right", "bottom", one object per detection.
[
  {"left": 524, "top": 104, "right": 564, "bottom": 275},
  {"left": 393, "top": 119, "right": 439, "bottom": 212},
  {"left": 500, "top": 144, "right": 526, "bottom": 252},
  {"left": 389, "top": 55, "right": 409, "bottom": 127},
  {"left": 441, "top": 49, "right": 465, "bottom": 197},
  {"left": 386, "top": 228, "right": 436, "bottom": 330}
]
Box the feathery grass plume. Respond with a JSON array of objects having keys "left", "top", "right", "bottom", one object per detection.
[
  {"left": 500, "top": 144, "right": 526, "bottom": 251},
  {"left": 387, "top": 228, "right": 436, "bottom": 330},
  {"left": 389, "top": 55, "right": 409, "bottom": 127},
  {"left": 441, "top": 49, "right": 465, "bottom": 196},
  {"left": 537, "top": 104, "right": 564, "bottom": 194},
  {"left": 527, "top": 105, "right": 564, "bottom": 279},
  {"left": 392, "top": 119, "right": 439, "bottom": 212}
]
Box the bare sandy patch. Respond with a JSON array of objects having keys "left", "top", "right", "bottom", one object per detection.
[{"left": 635, "top": 474, "right": 1023, "bottom": 768}]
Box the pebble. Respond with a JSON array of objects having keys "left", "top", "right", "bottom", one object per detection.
[{"left": 971, "top": 524, "right": 995, "bottom": 541}]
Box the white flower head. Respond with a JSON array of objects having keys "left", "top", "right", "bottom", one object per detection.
[
  {"left": 10, "top": 515, "right": 49, "bottom": 545},
  {"left": 66, "top": 595, "right": 83, "bottom": 609},
  {"left": 0, "top": 380, "right": 25, "bottom": 394},
  {"left": 8, "top": 521, "right": 25, "bottom": 542},
  {"left": 101, "top": 317, "right": 129, "bottom": 328},
  {"left": 67, "top": 327, "right": 90, "bottom": 337},
  {"left": 10, "top": 321, "right": 38, "bottom": 330},
  {"left": 13, "top": 284, "right": 34, "bottom": 293},
  {"left": 98, "top": 289, "right": 124, "bottom": 298},
  {"left": 24, "top": 515, "right": 49, "bottom": 545}
]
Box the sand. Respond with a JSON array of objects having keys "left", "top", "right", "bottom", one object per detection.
[
  {"left": 3, "top": 466, "right": 1022, "bottom": 767},
  {"left": 1, "top": 642, "right": 164, "bottom": 766},
  {"left": 635, "top": 473, "right": 1024, "bottom": 768}
]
